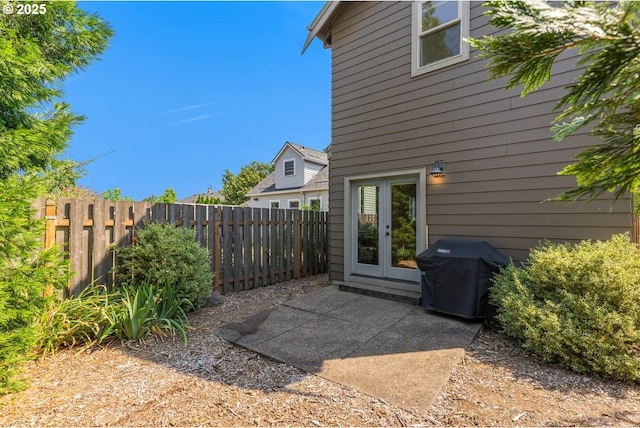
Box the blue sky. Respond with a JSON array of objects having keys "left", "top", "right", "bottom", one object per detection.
[{"left": 63, "top": 1, "right": 330, "bottom": 201}]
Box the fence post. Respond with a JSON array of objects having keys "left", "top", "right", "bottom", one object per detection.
[
  {"left": 295, "top": 210, "right": 302, "bottom": 278},
  {"left": 44, "top": 199, "right": 56, "bottom": 251},
  {"left": 43, "top": 199, "right": 57, "bottom": 297}
]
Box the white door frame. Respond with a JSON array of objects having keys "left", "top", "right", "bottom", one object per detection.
[{"left": 344, "top": 168, "right": 427, "bottom": 286}]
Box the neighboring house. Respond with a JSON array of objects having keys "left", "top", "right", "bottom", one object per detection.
[
  {"left": 304, "top": 1, "right": 632, "bottom": 297},
  {"left": 180, "top": 187, "right": 224, "bottom": 204},
  {"left": 246, "top": 142, "right": 329, "bottom": 211}
]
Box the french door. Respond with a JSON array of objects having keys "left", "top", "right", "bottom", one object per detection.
[{"left": 352, "top": 177, "right": 420, "bottom": 282}]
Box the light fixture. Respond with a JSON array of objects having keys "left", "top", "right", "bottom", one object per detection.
[{"left": 430, "top": 160, "right": 445, "bottom": 177}]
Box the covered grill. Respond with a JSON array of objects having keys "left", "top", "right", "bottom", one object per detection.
[{"left": 416, "top": 239, "right": 508, "bottom": 319}]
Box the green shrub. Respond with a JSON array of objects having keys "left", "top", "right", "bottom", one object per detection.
[
  {"left": 491, "top": 233, "right": 640, "bottom": 381},
  {"left": 0, "top": 176, "right": 71, "bottom": 394},
  {"left": 114, "top": 222, "right": 213, "bottom": 311}
]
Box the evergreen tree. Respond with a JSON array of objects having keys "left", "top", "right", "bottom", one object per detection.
[
  {"left": 0, "top": 1, "right": 112, "bottom": 393},
  {"left": 468, "top": 0, "right": 640, "bottom": 202}
]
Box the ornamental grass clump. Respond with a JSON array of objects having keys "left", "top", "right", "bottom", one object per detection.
[
  {"left": 38, "top": 282, "right": 193, "bottom": 353},
  {"left": 491, "top": 234, "right": 640, "bottom": 382},
  {"left": 114, "top": 222, "right": 213, "bottom": 311},
  {"left": 37, "top": 286, "right": 117, "bottom": 355},
  {"left": 106, "top": 282, "right": 191, "bottom": 343}
]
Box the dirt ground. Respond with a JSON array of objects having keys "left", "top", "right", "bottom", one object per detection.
[{"left": 1, "top": 274, "right": 639, "bottom": 427}]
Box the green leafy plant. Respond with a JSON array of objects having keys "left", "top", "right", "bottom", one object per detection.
[
  {"left": 221, "top": 161, "right": 274, "bottom": 205},
  {"left": 468, "top": 1, "right": 640, "bottom": 203},
  {"left": 37, "top": 285, "right": 116, "bottom": 355},
  {"left": 100, "top": 188, "right": 133, "bottom": 201},
  {"left": 144, "top": 188, "right": 178, "bottom": 204},
  {"left": 0, "top": 0, "right": 111, "bottom": 394},
  {"left": 195, "top": 194, "right": 223, "bottom": 204},
  {"left": 114, "top": 222, "right": 213, "bottom": 311},
  {"left": 149, "top": 283, "right": 191, "bottom": 343},
  {"left": 0, "top": 176, "right": 72, "bottom": 394},
  {"left": 106, "top": 283, "right": 190, "bottom": 343},
  {"left": 491, "top": 234, "right": 640, "bottom": 381},
  {"left": 39, "top": 282, "right": 192, "bottom": 353},
  {"left": 108, "top": 286, "right": 154, "bottom": 341}
]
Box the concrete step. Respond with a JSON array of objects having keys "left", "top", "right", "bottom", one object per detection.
[{"left": 336, "top": 281, "right": 421, "bottom": 306}]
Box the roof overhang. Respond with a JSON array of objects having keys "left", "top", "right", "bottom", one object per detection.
[
  {"left": 246, "top": 186, "right": 329, "bottom": 198},
  {"left": 301, "top": 1, "right": 342, "bottom": 54}
]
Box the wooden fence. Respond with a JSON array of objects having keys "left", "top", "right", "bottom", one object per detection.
[{"left": 34, "top": 198, "right": 328, "bottom": 296}]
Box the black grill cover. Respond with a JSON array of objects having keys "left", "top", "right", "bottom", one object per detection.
[{"left": 416, "top": 239, "right": 508, "bottom": 319}]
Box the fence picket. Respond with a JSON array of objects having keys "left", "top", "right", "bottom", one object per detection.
[
  {"left": 269, "top": 209, "right": 277, "bottom": 284},
  {"left": 195, "top": 204, "right": 207, "bottom": 247},
  {"left": 243, "top": 208, "right": 252, "bottom": 290},
  {"left": 91, "top": 200, "right": 109, "bottom": 287},
  {"left": 261, "top": 208, "right": 269, "bottom": 287},
  {"left": 232, "top": 207, "right": 242, "bottom": 291},
  {"left": 68, "top": 199, "right": 86, "bottom": 296},
  {"left": 182, "top": 204, "right": 194, "bottom": 229},
  {"left": 167, "top": 203, "right": 180, "bottom": 225},
  {"left": 222, "top": 206, "right": 233, "bottom": 293}
]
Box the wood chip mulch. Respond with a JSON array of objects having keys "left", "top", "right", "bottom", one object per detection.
[{"left": 1, "top": 274, "right": 639, "bottom": 426}]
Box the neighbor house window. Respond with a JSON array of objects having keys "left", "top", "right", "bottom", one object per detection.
[
  {"left": 288, "top": 199, "right": 300, "bottom": 209},
  {"left": 411, "top": 1, "right": 469, "bottom": 77},
  {"left": 270, "top": 201, "right": 280, "bottom": 209},
  {"left": 284, "top": 159, "right": 295, "bottom": 176},
  {"left": 309, "top": 197, "right": 322, "bottom": 211}
]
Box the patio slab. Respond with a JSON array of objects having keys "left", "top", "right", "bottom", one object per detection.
[{"left": 217, "top": 285, "right": 482, "bottom": 413}]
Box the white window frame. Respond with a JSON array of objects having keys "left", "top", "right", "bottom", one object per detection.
[
  {"left": 288, "top": 199, "right": 300, "bottom": 209},
  {"left": 283, "top": 159, "right": 295, "bottom": 177},
  {"left": 270, "top": 200, "right": 280, "bottom": 209},
  {"left": 308, "top": 196, "right": 322, "bottom": 211},
  {"left": 411, "top": 1, "right": 470, "bottom": 77}
]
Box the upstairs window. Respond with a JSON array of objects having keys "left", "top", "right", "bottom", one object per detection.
[
  {"left": 411, "top": 1, "right": 469, "bottom": 77},
  {"left": 284, "top": 159, "right": 295, "bottom": 177}
]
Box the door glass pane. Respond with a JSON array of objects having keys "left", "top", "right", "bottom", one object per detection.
[
  {"left": 356, "top": 184, "right": 379, "bottom": 265},
  {"left": 391, "top": 183, "right": 417, "bottom": 269}
]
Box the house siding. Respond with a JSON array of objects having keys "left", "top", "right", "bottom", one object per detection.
[
  {"left": 249, "top": 191, "right": 329, "bottom": 211},
  {"left": 327, "top": 1, "right": 632, "bottom": 281},
  {"left": 304, "top": 162, "right": 324, "bottom": 184},
  {"left": 274, "top": 147, "right": 304, "bottom": 190}
]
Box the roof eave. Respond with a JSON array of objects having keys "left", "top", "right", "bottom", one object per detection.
[{"left": 301, "top": 1, "right": 341, "bottom": 54}]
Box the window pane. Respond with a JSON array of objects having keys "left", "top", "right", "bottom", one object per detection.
[
  {"left": 357, "top": 185, "right": 379, "bottom": 265},
  {"left": 391, "top": 183, "right": 417, "bottom": 269},
  {"left": 284, "top": 160, "right": 294, "bottom": 176},
  {"left": 420, "top": 23, "right": 460, "bottom": 66},
  {"left": 271, "top": 201, "right": 279, "bottom": 208},
  {"left": 422, "top": 1, "right": 458, "bottom": 32},
  {"left": 310, "top": 199, "right": 321, "bottom": 211},
  {"left": 289, "top": 200, "right": 299, "bottom": 208}
]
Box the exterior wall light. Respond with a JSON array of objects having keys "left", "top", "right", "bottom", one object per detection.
[{"left": 430, "top": 160, "right": 445, "bottom": 177}]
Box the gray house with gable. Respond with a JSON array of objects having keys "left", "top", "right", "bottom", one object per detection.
[{"left": 246, "top": 142, "right": 329, "bottom": 211}]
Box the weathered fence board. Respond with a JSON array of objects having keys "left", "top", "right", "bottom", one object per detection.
[{"left": 35, "top": 198, "right": 328, "bottom": 296}]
